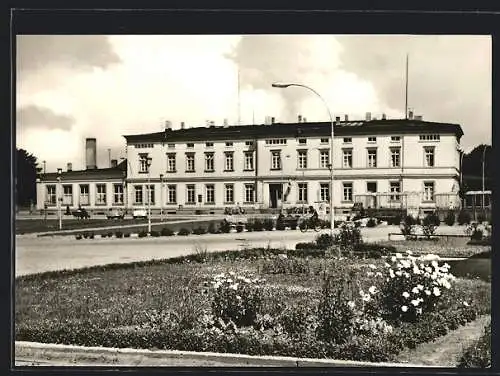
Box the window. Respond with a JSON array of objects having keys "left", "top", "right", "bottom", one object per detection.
[
  {"left": 134, "top": 143, "right": 154, "bottom": 149},
  {"left": 390, "top": 148, "right": 401, "bottom": 168},
  {"left": 244, "top": 151, "right": 254, "bottom": 170},
  {"left": 343, "top": 137, "right": 352, "bottom": 143},
  {"left": 342, "top": 182, "right": 353, "bottom": 202},
  {"left": 167, "top": 153, "right": 176, "bottom": 172},
  {"left": 244, "top": 184, "right": 255, "bottom": 203},
  {"left": 225, "top": 142, "right": 233, "bottom": 147},
  {"left": 298, "top": 183, "right": 308, "bottom": 202},
  {"left": 79, "top": 184, "right": 89, "bottom": 205},
  {"left": 367, "top": 149, "right": 377, "bottom": 168},
  {"left": 224, "top": 152, "right": 234, "bottom": 171},
  {"left": 62, "top": 185, "right": 72, "bottom": 205},
  {"left": 167, "top": 185, "right": 177, "bottom": 204},
  {"left": 298, "top": 150, "right": 308, "bottom": 169},
  {"left": 423, "top": 182, "right": 435, "bottom": 202},
  {"left": 320, "top": 150, "right": 330, "bottom": 169},
  {"left": 187, "top": 143, "right": 194, "bottom": 148},
  {"left": 205, "top": 184, "right": 215, "bottom": 204},
  {"left": 320, "top": 183, "right": 330, "bottom": 202},
  {"left": 186, "top": 185, "right": 196, "bottom": 204},
  {"left": 139, "top": 155, "right": 150, "bottom": 173},
  {"left": 167, "top": 143, "right": 175, "bottom": 149},
  {"left": 390, "top": 181, "right": 401, "bottom": 201},
  {"left": 185, "top": 153, "right": 195, "bottom": 172},
  {"left": 225, "top": 184, "right": 234, "bottom": 204},
  {"left": 205, "top": 152, "right": 214, "bottom": 172},
  {"left": 424, "top": 147, "right": 435, "bottom": 167},
  {"left": 419, "top": 134, "right": 440, "bottom": 141},
  {"left": 205, "top": 142, "right": 213, "bottom": 148},
  {"left": 113, "top": 184, "right": 124, "bottom": 204},
  {"left": 342, "top": 149, "right": 353, "bottom": 168},
  {"left": 391, "top": 136, "right": 401, "bottom": 142},
  {"left": 265, "top": 139, "right": 287, "bottom": 145},
  {"left": 368, "top": 137, "right": 377, "bottom": 142},
  {"left": 320, "top": 138, "right": 329, "bottom": 144},
  {"left": 134, "top": 185, "right": 143, "bottom": 204},
  {"left": 146, "top": 185, "right": 155, "bottom": 205},
  {"left": 271, "top": 150, "right": 282, "bottom": 170},
  {"left": 245, "top": 140, "right": 254, "bottom": 146},
  {"left": 298, "top": 138, "right": 307, "bottom": 145},
  {"left": 46, "top": 185, "right": 56, "bottom": 205},
  {"left": 96, "top": 184, "right": 107, "bottom": 205}
]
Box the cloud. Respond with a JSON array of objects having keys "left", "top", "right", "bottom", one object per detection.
[{"left": 17, "top": 104, "right": 74, "bottom": 131}]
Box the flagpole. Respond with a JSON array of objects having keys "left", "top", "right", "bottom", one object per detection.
[{"left": 405, "top": 53, "right": 409, "bottom": 119}]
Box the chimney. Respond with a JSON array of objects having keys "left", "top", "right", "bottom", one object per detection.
[
  {"left": 414, "top": 115, "right": 423, "bottom": 121},
  {"left": 271, "top": 117, "right": 275, "bottom": 124},
  {"left": 408, "top": 110, "right": 414, "bottom": 120},
  {"left": 303, "top": 117, "right": 307, "bottom": 122},
  {"left": 382, "top": 113, "right": 387, "bottom": 120},
  {"left": 344, "top": 114, "right": 349, "bottom": 121},
  {"left": 180, "top": 122, "right": 185, "bottom": 129},
  {"left": 365, "top": 112, "right": 372, "bottom": 121},
  {"left": 85, "top": 138, "right": 97, "bottom": 170},
  {"left": 335, "top": 116, "right": 341, "bottom": 123},
  {"left": 223, "top": 118, "right": 228, "bottom": 127},
  {"left": 67, "top": 162, "right": 72, "bottom": 172},
  {"left": 111, "top": 159, "right": 118, "bottom": 168},
  {"left": 298, "top": 114, "right": 302, "bottom": 123},
  {"left": 164, "top": 120, "right": 172, "bottom": 130}
]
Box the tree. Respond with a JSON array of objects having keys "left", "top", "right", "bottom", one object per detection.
[
  {"left": 16, "top": 148, "right": 39, "bottom": 208},
  {"left": 461, "top": 144, "right": 492, "bottom": 192}
]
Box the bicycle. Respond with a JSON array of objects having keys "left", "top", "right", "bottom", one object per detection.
[{"left": 298, "top": 215, "right": 322, "bottom": 232}]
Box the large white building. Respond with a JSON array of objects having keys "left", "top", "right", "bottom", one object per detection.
[{"left": 37, "top": 116, "right": 464, "bottom": 219}]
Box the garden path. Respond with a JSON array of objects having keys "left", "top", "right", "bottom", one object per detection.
[{"left": 395, "top": 314, "right": 490, "bottom": 367}]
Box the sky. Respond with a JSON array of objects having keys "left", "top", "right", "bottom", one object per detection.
[{"left": 16, "top": 35, "right": 491, "bottom": 172}]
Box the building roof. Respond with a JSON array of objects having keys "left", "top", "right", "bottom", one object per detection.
[
  {"left": 40, "top": 160, "right": 127, "bottom": 182},
  {"left": 123, "top": 119, "right": 464, "bottom": 143}
]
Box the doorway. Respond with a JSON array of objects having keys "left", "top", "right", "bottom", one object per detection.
[
  {"left": 367, "top": 182, "right": 377, "bottom": 208},
  {"left": 269, "top": 184, "right": 282, "bottom": 209}
]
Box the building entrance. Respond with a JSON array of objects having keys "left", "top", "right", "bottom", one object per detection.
[
  {"left": 367, "top": 182, "right": 377, "bottom": 208},
  {"left": 269, "top": 184, "right": 283, "bottom": 209}
]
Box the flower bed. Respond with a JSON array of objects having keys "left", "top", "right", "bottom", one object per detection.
[
  {"left": 457, "top": 321, "right": 491, "bottom": 368},
  {"left": 16, "top": 248, "right": 490, "bottom": 363}
]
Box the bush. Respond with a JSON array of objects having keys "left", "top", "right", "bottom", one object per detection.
[
  {"left": 477, "top": 213, "right": 486, "bottom": 224},
  {"left": 220, "top": 220, "right": 231, "bottom": 234},
  {"left": 107, "top": 231, "right": 114, "bottom": 238},
  {"left": 354, "top": 243, "right": 395, "bottom": 258},
  {"left": 422, "top": 213, "right": 439, "bottom": 238},
  {"left": 366, "top": 218, "right": 377, "bottom": 228},
  {"left": 101, "top": 233, "right": 108, "bottom": 238},
  {"left": 150, "top": 230, "right": 161, "bottom": 237},
  {"left": 275, "top": 215, "right": 286, "bottom": 231},
  {"left": 260, "top": 256, "right": 311, "bottom": 275},
  {"left": 251, "top": 219, "right": 264, "bottom": 232},
  {"left": 138, "top": 231, "right": 148, "bottom": 238},
  {"left": 207, "top": 222, "right": 218, "bottom": 234},
  {"left": 123, "top": 232, "right": 131, "bottom": 238},
  {"left": 88, "top": 232, "right": 94, "bottom": 239},
  {"left": 445, "top": 211, "right": 456, "bottom": 226},
  {"left": 458, "top": 322, "right": 491, "bottom": 368},
  {"left": 316, "top": 233, "right": 334, "bottom": 249},
  {"left": 262, "top": 218, "right": 274, "bottom": 231},
  {"left": 471, "top": 228, "right": 483, "bottom": 241},
  {"left": 160, "top": 227, "right": 174, "bottom": 236},
  {"left": 295, "top": 242, "right": 321, "bottom": 251},
  {"left": 193, "top": 227, "right": 207, "bottom": 235},
  {"left": 236, "top": 224, "right": 245, "bottom": 233},
  {"left": 334, "top": 222, "right": 363, "bottom": 255},
  {"left": 75, "top": 234, "right": 82, "bottom": 240},
  {"left": 458, "top": 210, "right": 471, "bottom": 225},
  {"left": 115, "top": 231, "right": 123, "bottom": 238},
  {"left": 177, "top": 228, "right": 191, "bottom": 236}
]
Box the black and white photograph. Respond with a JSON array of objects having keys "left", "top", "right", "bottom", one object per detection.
[{"left": 14, "top": 26, "right": 492, "bottom": 368}]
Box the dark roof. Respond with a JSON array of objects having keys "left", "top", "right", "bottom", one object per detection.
[
  {"left": 40, "top": 160, "right": 127, "bottom": 182},
  {"left": 123, "top": 119, "right": 464, "bottom": 143}
]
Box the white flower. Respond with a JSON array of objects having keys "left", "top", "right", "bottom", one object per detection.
[
  {"left": 391, "top": 256, "right": 397, "bottom": 262},
  {"left": 442, "top": 280, "right": 451, "bottom": 289},
  {"left": 401, "top": 305, "right": 408, "bottom": 312},
  {"left": 375, "top": 272, "right": 383, "bottom": 277},
  {"left": 433, "top": 287, "right": 441, "bottom": 296},
  {"left": 406, "top": 250, "right": 413, "bottom": 255},
  {"left": 442, "top": 263, "right": 450, "bottom": 269},
  {"left": 463, "top": 301, "right": 470, "bottom": 307},
  {"left": 368, "top": 264, "right": 377, "bottom": 269},
  {"left": 431, "top": 260, "right": 439, "bottom": 268},
  {"left": 395, "top": 253, "right": 403, "bottom": 259},
  {"left": 230, "top": 283, "right": 239, "bottom": 290},
  {"left": 369, "top": 286, "right": 377, "bottom": 295},
  {"left": 425, "top": 266, "right": 433, "bottom": 273},
  {"left": 416, "top": 308, "right": 423, "bottom": 315},
  {"left": 412, "top": 287, "right": 420, "bottom": 294},
  {"left": 402, "top": 292, "right": 410, "bottom": 298},
  {"left": 411, "top": 299, "right": 420, "bottom": 306},
  {"left": 389, "top": 269, "right": 395, "bottom": 279},
  {"left": 395, "top": 270, "right": 403, "bottom": 277},
  {"left": 431, "top": 274, "right": 437, "bottom": 280},
  {"left": 417, "top": 284, "right": 424, "bottom": 290},
  {"left": 367, "top": 271, "right": 374, "bottom": 277},
  {"left": 229, "top": 271, "right": 236, "bottom": 276},
  {"left": 347, "top": 301, "right": 356, "bottom": 309},
  {"left": 425, "top": 290, "right": 431, "bottom": 296},
  {"left": 384, "top": 262, "right": 391, "bottom": 268},
  {"left": 362, "top": 294, "right": 371, "bottom": 302}
]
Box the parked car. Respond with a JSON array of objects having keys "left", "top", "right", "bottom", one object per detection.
[
  {"left": 107, "top": 208, "right": 125, "bottom": 220},
  {"left": 133, "top": 208, "right": 148, "bottom": 219}
]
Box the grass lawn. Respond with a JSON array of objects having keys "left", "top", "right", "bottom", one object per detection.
[{"left": 16, "top": 248, "right": 491, "bottom": 363}]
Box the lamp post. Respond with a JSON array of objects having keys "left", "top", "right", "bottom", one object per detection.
[
  {"left": 160, "top": 173, "right": 164, "bottom": 221},
  {"left": 147, "top": 157, "right": 152, "bottom": 234},
  {"left": 272, "top": 83, "right": 336, "bottom": 242},
  {"left": 57, "top": 168, "right": 62, "bottom": 230},
  {"left": 482, "top": 145, "right": 487, "bottom": 209}
]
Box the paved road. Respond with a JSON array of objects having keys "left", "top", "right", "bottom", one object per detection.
[{"left": 15, "top": 225, "right": 469, "bottom": 277}]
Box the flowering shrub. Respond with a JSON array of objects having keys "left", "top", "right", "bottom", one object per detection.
[
  {"left": 209, "top": 272, "right": 265, "bottom": 328},
  {"left": 377, "top": 251, "right": 456, "bottom": 323},
  {"left": 334, "top": 222, "right": 363, "bottom": 255}
]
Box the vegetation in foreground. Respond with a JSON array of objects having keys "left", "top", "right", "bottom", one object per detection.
[{"left": 457, "top": 322, "right": 491, "bottom": 368}]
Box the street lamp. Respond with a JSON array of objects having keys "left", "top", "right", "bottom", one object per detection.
[
  {"left": 147, "top": 157, "right": 152, "bottom": 234},
  {"left": 57, "top": 168, "right": 63, "bottom": 230},
  {"left": 159, "top": 173, "right": 164, "bottom": 221},
  {"left": 272, "top": 82, "right": 336, "bottom": 243}
]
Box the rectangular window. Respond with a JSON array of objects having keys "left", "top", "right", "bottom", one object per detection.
[
  {"left": 139, "top": 155, "right": 150, "bottom": 173},
  {"left": 205, "top": 152, "right": 214, "bottom": 172},
  {"left": 271, "top": 150, "right": 282, "bottom": 170},
  {"left": 46, "top": 185, "right": 56, "bottom": 205},
  {"left": 244, "top": 184, "right": 255, "bottom": 203},
  {"left": 113, "top": 184, "right": 124, "bottom": 204},
  {"left": 265, "top": 139, "right": 287, "bottom": 145},
  {"left": 186, "top": 185, "right": 196, "bottom": 204},
  {"left": 146, "top": 185, "right": 155, "bottom": 205},
  {"left": 368, "top": 137, "right": 377, "bottom": 142},
  {"left": 225, "top": 184, "right": 234, "bottom": 204},
  {"left": 298, "top": 138, "right": 307, "bottom": 145},
  {"left": 167, "top": 153, "right": 176, "bottom": 172},
  {"left": 320, "top": 138, "right": 329, "bottom": 144},
  {"left": 205, "top": 142, "right": 213, "bottom": 148},
  {"left": 298, "top": 150, "right": 308, "bottom": 169},
  {"left": 79, "top": 184, "right": 90, "bottom": 205},
  {"left": 245, "top": 140, "right": 254, "bottom": 146},
  {"left": 424, "top": 147, "right": 435, "bottom": 167},
  {"left": 206, "top": 184, "right": 215, "bottom": 204},
  {"left": 186, "top": 153, "right": 195, "bottom": 172},
  {"left": 390, "top": 148, "right": 401, "bottom": 168},
  {"left": 320, "top": 150, "right": 330, "bottom": 169},
  {"left": 167, "top": 143, "right": 175, "bottom": 149},
  {"left": 225, "top": 142, "right": 233, "bottom": 147},
  {"left": 343, "top": 137, "right": 352, "bottom": 143},
  {"left": 390, "top": 181, "right": 401, "bottom": 201},
  {"left": 320, "top": 183, "right": 330, "bottom": 202},
  {"left": 96, "top": 184, "right": 107, "bottom": 205},
  {"left": 224, "top": 152, "right": 234, "bottom": 171},
  {"left": 187, "top": 143, "right": 194, "bottom": 148},
  {"left": 342, "top": 149, "right": 353, "bottom": 168},
  {"left": 298, "top": 183, "right": 308, "bottom": 202},
  {"left": 423, "top": 182, "right": 435, "bottom": 202},
  {"left": 343, "top": 182, "right": 353, "bottom": 202},
  {"left": 367, "top": 149, "right": 377, "bottom": 168},
  {"left": 62, "top": 185, "right": 73, "bottom": 205},
  {"left": 419, "top": 134, "right": 440, "bottom": 141},
  {"left": 167, "top": 184, "right": 177, "bottom": 204},
  {"left": 134, "top": 185, "right": 143, "bottom": 205},
  {"left": 391, "top": 136, "right": 401, "bottom": 142},
  {"left": 244, "top": 151, "right": 254, "bottom": 170}
]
